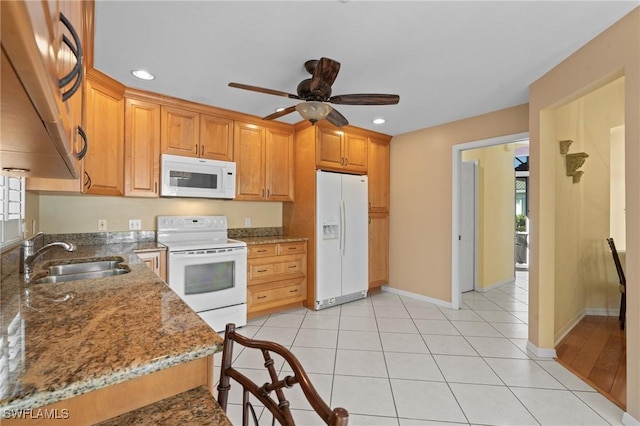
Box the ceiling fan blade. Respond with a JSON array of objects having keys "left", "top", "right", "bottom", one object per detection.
[
  {"left": 262, "top": 105, "right": 296, "bottom": 121},
  {"left": 326, "top": 106, "right": 349, "bottom": 127},
  {"left": 329, "top": 93, "right": 400, "bottom": 105},
  {"left": 310, "top": 57, "right": 341, "bottom": 94},
  {"left": 228, "top": 82, "right": 300, "bottom": 100}
]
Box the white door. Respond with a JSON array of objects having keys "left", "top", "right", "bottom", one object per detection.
[
  {"left": 340, "top": 174, "right": 369, "bottom": 296},
  {"left": 316, "top": 171, "right": 342, "bottom": 302},
  {"left": 460, "top": 161, "right": 477, "bottom": 293}
]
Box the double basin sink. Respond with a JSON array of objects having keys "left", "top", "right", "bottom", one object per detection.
[{"left": 32, "top": 257, "right": 130, "bottom": 285}]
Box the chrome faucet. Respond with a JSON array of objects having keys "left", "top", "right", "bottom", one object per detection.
[{"left": 20, "top": 233, "right": 76, "bottom": 275}]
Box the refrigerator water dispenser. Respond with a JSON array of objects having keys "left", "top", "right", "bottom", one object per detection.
[{"left": 322, "top": 223, "right": 339, "bottom": 240}]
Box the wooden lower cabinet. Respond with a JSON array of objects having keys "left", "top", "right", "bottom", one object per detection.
[
  {"left": 2, "top": 356, "right": 214, "bottom": 426},
  {"left": 135, "top": 249, "right": 167, "bottom": 282},
  {"left": 247, "top": 241, "right": 307, "bottom": 317},
  {"left": 369, "top": 212, "right": 389, "bottom": 289}
]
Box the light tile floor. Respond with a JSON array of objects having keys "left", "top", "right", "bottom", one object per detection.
[{"left": 215, "top": 271, "right": 626, "bottom": 425}]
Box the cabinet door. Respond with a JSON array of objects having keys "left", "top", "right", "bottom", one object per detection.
[
  {"left": 84, "top": 72, "right": 124, "bottom": 196},
  {"left": 368, "top": 137, "right": 390, "bottom": 212},
  {"left": 315, "top": 127, "right": 344, "bottom": 170},
  {"left": 343, "top": 133, "right": 368, "bottom": 173},
  {"left": 125, "top": 98, "right": 160, "bottom": 197},
  {"left": 160, "top": 106, "right": 199, "bottom": 157},
  {"left": 234, "top": 122, "right": 266, "bottom": 200},
  {"left": 136, "top": 250, "right": 166, "bottom": 281},
  {"left": 200, "top": 114, "right": 233, "bottom": 161},
  {"left": 265, "top": 127, "right": 294, "bottom": 201},
  {"left": 369, "top": 212, "right": 389, "bottom": 289}
]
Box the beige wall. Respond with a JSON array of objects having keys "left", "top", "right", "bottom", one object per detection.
[
  {"left": 529, "top": 7, "right": 639, "bottom": 419},
  {"left": 389, "top": 104, "right": 528, "bottom": 301},
  {"left": 552, "top": 78, "right": 625, "bottom": 338},
  {"left": 34, "top": 195, "right": 282, "bottom": 233},
  {"left": 462, "top": 144, "right": 516, "bottom": 290}
]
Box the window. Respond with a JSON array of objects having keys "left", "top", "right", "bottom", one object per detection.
[{"left": 0, "top": 175, "right": 25, "bottom": 248}]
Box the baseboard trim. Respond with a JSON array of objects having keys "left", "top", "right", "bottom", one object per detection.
[
  {"left": 475, "top": 277, "right": 516, "bottom": 293},
  {"left": 554, "top": 310, "right": 586, "bottom": 346},
  {"left": 623, "top": 412, "right": 640, "bottom": 426},
  {"left": 584, "top": 307, "right": 620, "bottom": 316},
  {"left": 381, "top": 286, "right": 452, "bottom": 309},
  {"left": 526, "top": 341, "right": 557, "bottom": 358}
]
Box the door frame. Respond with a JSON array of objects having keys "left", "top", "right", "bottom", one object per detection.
[{"left": 451, "top": 132, "right": 529, "bottom": 309}]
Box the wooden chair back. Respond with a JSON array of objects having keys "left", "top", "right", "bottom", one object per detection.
[
  {"left": 217, "top": 323, "right": 349, "bottom": 426},
  {"left": 606, "top": 237, "right": 626, "bottom": 330}
]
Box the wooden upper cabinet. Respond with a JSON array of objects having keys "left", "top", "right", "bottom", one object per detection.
[
  {"left": 124, "top": 97, "right": 160, "bottom": 197},
  {"left": 316, "top": 127, "right": 343, "bottom": 170},
  {"left": 234, "top": 122, "right": 266, "bottom": 200},
  {"left": 160, "top": 106, "right": 199, "bottom": 157},
  {"left": 84, "top": 70, "right": 124, "bottom": 196},
  {"left": 367, "top": 137, "right": 390, "bottom": 212},
  {"left": 315, "top": 126, "right": 367, "bottom": 174},
  {"left": 200, "top": 114, "right": 233, "bottom": 161},
  {"left": 265, "top": 127, "right": 294, "bottom": 202},
  {"left": 234, "top": 122, "right": 294, "bottom": 201}
]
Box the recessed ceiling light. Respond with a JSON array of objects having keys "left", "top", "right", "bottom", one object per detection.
[
  {"left": 372, "top": 118, "right": 386, "bottom": 125},
  {"left": 131, "top": 69, "right": 155, "bottom": 80},
  {"left": 275, "top": 107, "right": 286, "bottom": 112}
]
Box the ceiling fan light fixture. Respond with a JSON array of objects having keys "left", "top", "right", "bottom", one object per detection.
[
  {"left": 131, "top": 69, "right": 155, "bottom": 80},
  {"left": 295, "top": 101, "right": 331, "bottom": 124},
  {"left": 372, "top": 118, "right": 386, "bottom": 125}
]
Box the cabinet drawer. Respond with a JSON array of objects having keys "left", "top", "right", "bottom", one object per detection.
[
  {"left": 277, "top": 242, "right": 306, "bottom": 255},
  {"left": 248, "top": 244, "right": 277, "bottom": 258},
  {"left": 249, "top": 263, "right": 278, "bottom": 279},
  {"left": 250, "top": 281, "right": 304, "bottom": 307},
  {"left": 280, "top": 260, "right": 302, "bottom": 274}
]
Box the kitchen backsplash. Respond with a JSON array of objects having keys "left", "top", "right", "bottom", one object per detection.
[{"left": 42, "top": 227, "right": 284, "bottom": 246}]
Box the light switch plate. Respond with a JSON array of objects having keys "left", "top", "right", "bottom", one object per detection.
[
  {"left": 98, "top": 219, "right": 107, "bottom": 231},
  {"left": 129, "top": 219, "right": 142, "bottom": 230}
]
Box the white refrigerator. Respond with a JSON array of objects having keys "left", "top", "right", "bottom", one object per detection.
[{"left": 315, "top": 170, "right": 369, "bottom": 310}]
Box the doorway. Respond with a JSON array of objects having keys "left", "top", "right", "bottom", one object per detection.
[{"left": 451, "top": 132, "right": 529, "bottom": 309}]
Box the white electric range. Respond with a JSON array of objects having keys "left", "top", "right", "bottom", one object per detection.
[{"left": 157, "top": 216, "right": 247, "bottom": 331}]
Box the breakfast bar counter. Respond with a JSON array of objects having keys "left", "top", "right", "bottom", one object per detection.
[{"left": 0, "top": 242, "right": 224, "bottom": 424}]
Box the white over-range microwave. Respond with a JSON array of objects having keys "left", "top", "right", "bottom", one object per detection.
[{"left": 161, "top": 154, "right": 236, "bottom": 199}]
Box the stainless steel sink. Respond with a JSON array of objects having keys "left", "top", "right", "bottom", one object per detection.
[
  {"left": 33, "top": 268, "right": 130, "bottom": 284},
  {"left": 31, "top": 257, "right": 130, "bottom": 284},
  {"left": 47, "top": 259, "right": 124, "bottom": 276}
]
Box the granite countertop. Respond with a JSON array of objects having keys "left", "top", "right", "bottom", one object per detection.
[
  {"left": 0, "top": 242, "right": 223, "bottom": 412},
  {"left": 238, "top": 235, "right": 308, "bottom": 245}
]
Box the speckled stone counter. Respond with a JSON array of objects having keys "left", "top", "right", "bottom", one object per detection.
[
  {"left": 0, "top": 242, "right": 223, "bottom": 414},
  {"left": 96, "top": 386, "right": 232, "bottom": 426},
  {"left": 238, "top": 235, "right": 308, "bottom": 245}
]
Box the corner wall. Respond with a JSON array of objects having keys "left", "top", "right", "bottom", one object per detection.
[
  {"left": 529, "top": 7, "right": 639, "bottom": 419},
  {"left": 389, "top": 104, "right": 528, "bottom": 302}
]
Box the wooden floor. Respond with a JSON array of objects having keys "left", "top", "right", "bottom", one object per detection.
[{"left": 555, "top": 315, "right": 626, "bottom": 410}]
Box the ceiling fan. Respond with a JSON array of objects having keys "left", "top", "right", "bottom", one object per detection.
[{"left": 228, "top": 57, "right": 399, "bottom": 127}]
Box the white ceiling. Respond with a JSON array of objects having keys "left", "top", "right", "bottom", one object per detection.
[{"left": 94, "top": 1, "right": 639, "bottom": 136}]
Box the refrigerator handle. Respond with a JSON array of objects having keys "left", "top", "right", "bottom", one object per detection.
[{"left": 341, "top": 199, "right": 347, "bottom": 256}]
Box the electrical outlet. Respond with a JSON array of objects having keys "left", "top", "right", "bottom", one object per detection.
[
  {"left": 98, "top": 219, "right": 107, "bottom": 231},
  {"left": 244, "top": 218, "right": 251, "bottom": 227},
  {"left": 129, "top": 219, "right": 142, "bottom": 230}
]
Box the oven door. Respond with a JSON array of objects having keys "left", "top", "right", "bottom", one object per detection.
[{"left": 167, "top": 247, "right": 247, "bottom": 313}]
